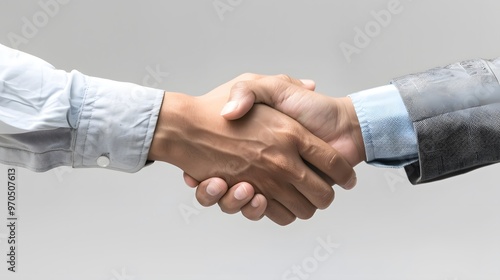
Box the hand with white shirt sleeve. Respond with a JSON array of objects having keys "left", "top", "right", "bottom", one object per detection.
[
  {"left": 11, "top": 43, "right": 499, "bottom": 226},
  {"left": 1, "top": 45, "right": 356, "bottom": 226}
]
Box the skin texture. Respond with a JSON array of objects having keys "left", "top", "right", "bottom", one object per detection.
[
  {"left": 184, "top": 75, "right": 365, "bottom": 224},
  {"left": 148, "top": 74, "right": 356, "bottom": 225}
]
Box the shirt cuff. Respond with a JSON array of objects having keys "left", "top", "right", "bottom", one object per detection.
[
  {"left": 72, "top": 73, "right": 164, "bottom": 173},
  {"left": 349, "top": 85, "right": 418, "bottom": 167}
]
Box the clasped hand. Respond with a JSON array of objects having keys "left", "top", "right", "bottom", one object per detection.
[{"left": 149, "top": 74, "right": 363, "bottom": 225}]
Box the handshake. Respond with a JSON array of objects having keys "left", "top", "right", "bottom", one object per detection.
[
  {"left": 2, "top": 43, "right": 495, "bottom": 226},
  {"left": 148, "top": 73, "right": 366, "bottom": 225}
]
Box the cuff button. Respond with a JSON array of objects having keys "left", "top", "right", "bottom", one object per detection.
[{"left": 97, "top": 155, "right": 110, "bottom": 167}]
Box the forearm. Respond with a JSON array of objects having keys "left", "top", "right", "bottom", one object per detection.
[{"left": 148, "top": 91, "right": 192, "bottom": 165}]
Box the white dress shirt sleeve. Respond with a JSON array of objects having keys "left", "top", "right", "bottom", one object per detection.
[{"left": 0, "top": 44, "right": 164, "bottom": 172}]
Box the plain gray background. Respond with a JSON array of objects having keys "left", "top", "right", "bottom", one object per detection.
[{"left": 1, "top": 0, "right": 499, "bottom": 279}]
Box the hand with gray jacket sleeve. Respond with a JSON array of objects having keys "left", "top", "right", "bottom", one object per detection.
[
  {"left": 392, "top": 58, "right": 500, "bottom": 184},
  {"left": 191, "top": 58, "right": 500, "bottom": 222}
]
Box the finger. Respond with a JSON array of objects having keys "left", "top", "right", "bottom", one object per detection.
[
  {"left": 268, "top": 183, "right": 318, "bottom": 220},
  {"left": 240, "top": 194, "right": 267, "bottom": 221},
  {"left": 218, "top": 182, "right": 255, "bottom": 214},
  {"left": 221, "top": 75, "right": 314, "bottom": 120},
  {"left": 305, "top": 160, "right": 335, "bottom": 186},
  {"left": 264, "top": 199, "right": 297, "bottom": 226},
  {"left": 296, "top": 130, "right": 357, "bottom": 193},
  {"left": 290, "top": 160, "right": 336, "bottom": 210},
  {"left": 299, "top": 79, "right": 316, "bottom": 91},
  {"left": 195, "top": 178, "right": 229, "bottom": 207},
  {"left": 183, "top": 172, "right": 200, "bottom": 188}
]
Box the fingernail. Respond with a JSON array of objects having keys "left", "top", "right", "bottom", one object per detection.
[
  {"left": 206, "top": 181, "right": 221, "bottom": 196},
  {"left": 251, "top": 196, "right": 260, "bottom": 208},
  {"left": 344, "top": 176, "right": 357, "bottom": 190},
  {"left": 234, "top": 185, "right": 248, "bottom": 200},
  {"left": 220, "top": 101, "right": 239, "bottom": 116},
  {"left": 299, "top": 79, "right": 315, "bottom": 87}
]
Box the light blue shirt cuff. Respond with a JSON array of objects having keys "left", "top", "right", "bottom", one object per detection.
[{"left": 349, "top": 85, "right": 418, "bottom": 168}]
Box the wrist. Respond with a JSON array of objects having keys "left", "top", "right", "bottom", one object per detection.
[
  {"left": 339, "top": 97, "right": 366, "bottom": 164},
  {"left": 148, "top": 91, "right": 193, "bottom": 165}
]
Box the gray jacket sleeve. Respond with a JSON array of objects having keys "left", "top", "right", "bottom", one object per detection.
[{"left": 392, "top": 58, "right": 500, "bottom": 184}]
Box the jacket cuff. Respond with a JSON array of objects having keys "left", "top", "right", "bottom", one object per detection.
[{"left": 392, "top": 59, "right": 500, "bottom": 184}]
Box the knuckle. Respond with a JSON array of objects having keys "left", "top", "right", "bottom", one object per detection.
[
  {"left": 275, "top": 129, "right": 297, "bottom": 151},
  {"left": 287, "top": 125, "right": 305, "bottom": 143},
  {"left": 238, "top": 72, "right": 259, "bottom": 80},
  {"left": 275, "top": 74, "right": 293, "bottom": 83},
  {"left": 291, "top": 169, "right": 307, "bottom": 184},
  {"left": 232, "top": 80, "right": 249, "bottom": 92}
]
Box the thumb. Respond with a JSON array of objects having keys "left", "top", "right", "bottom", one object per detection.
[
  {"left": 221, "top": 76, "right": 315, "bottom": 120},
  {"left": 220, "top": 81, "right": 256, "bottom": 120}
]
